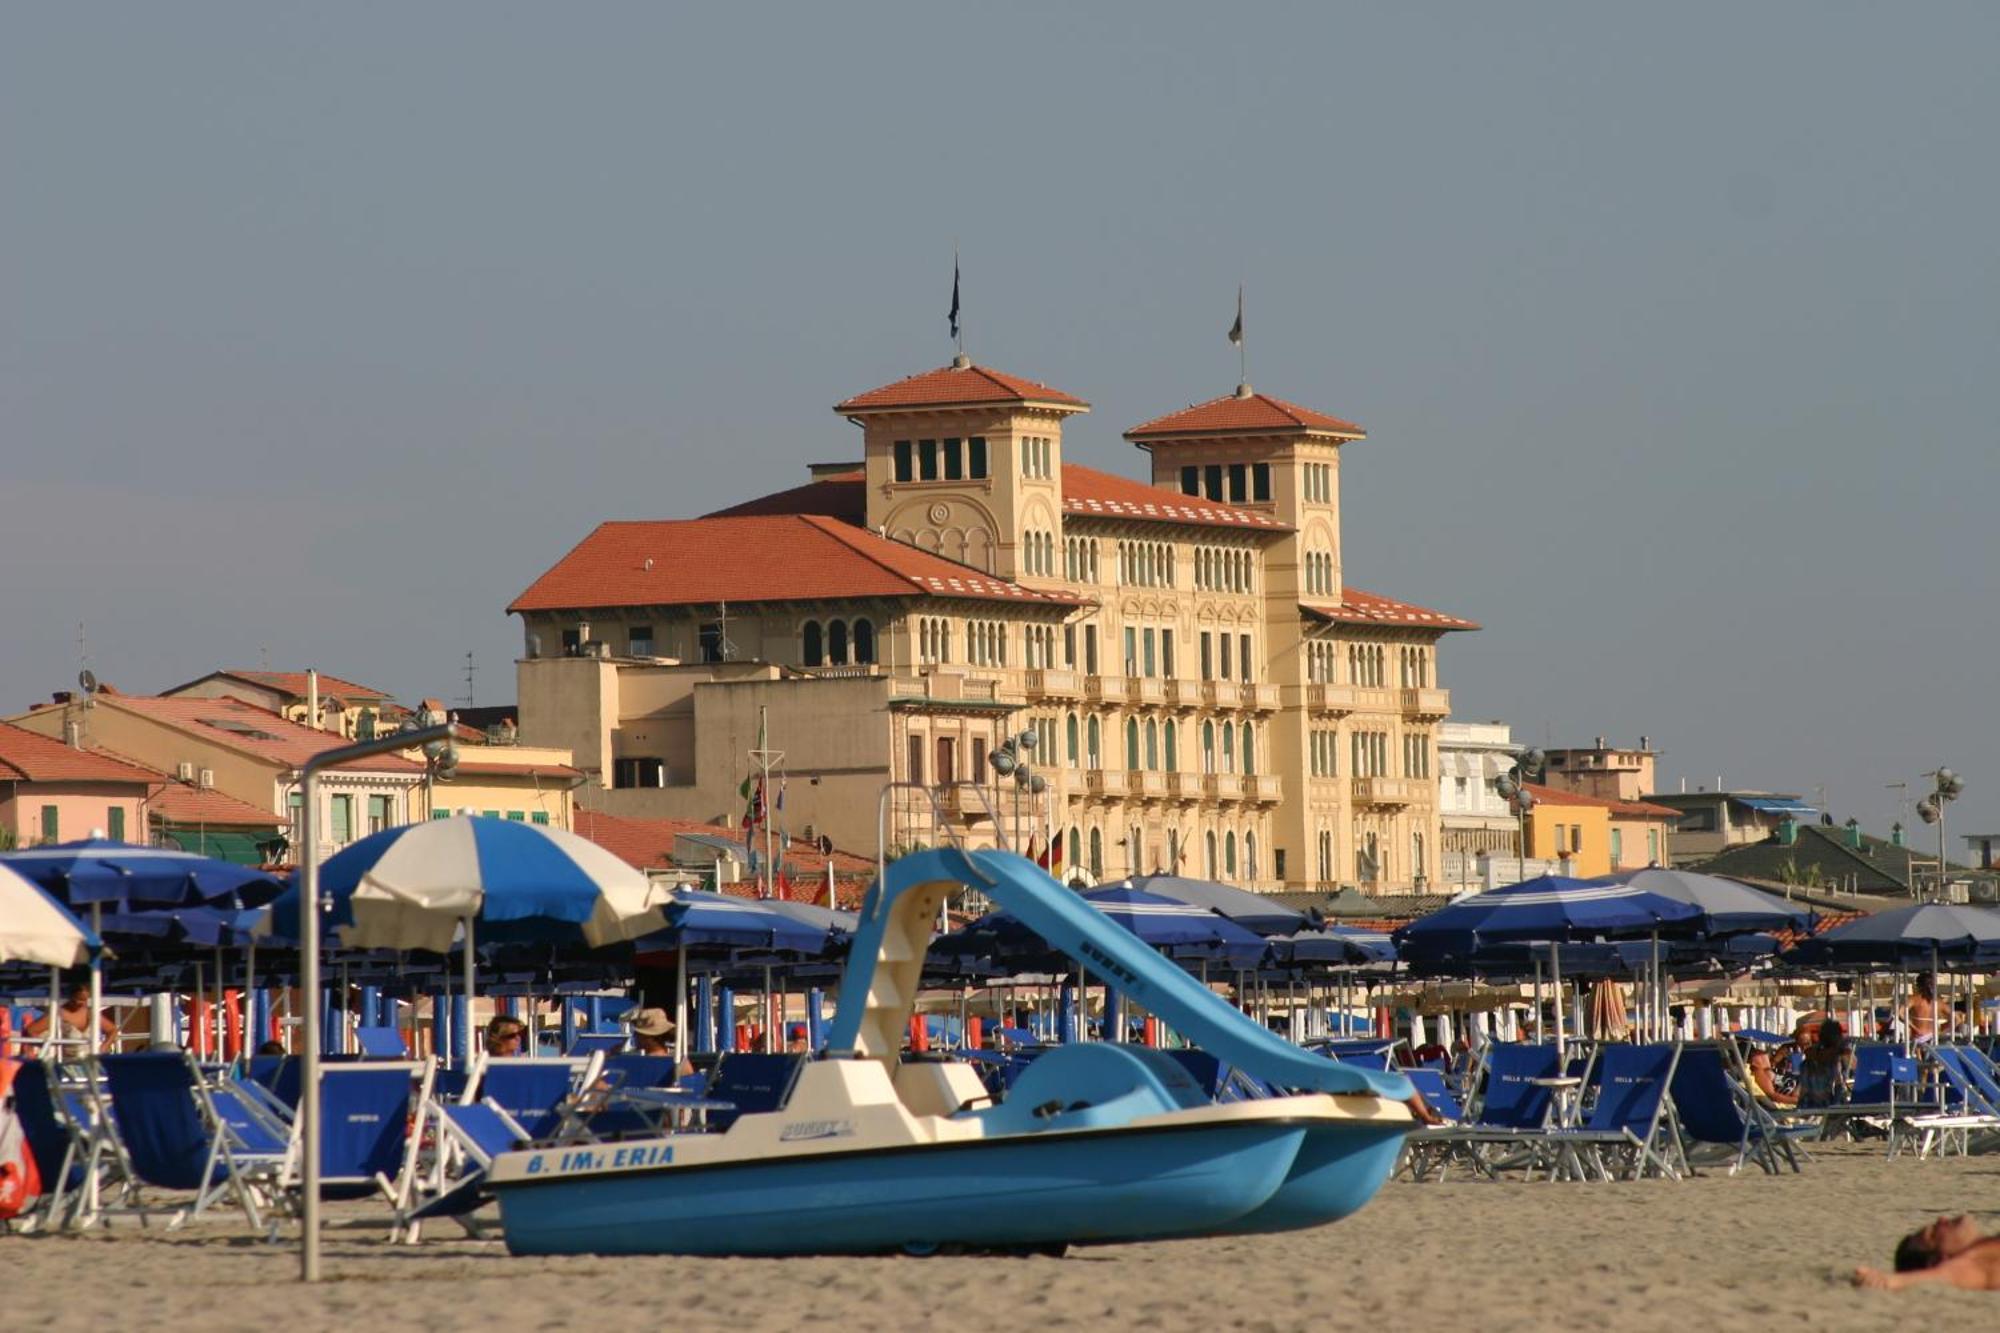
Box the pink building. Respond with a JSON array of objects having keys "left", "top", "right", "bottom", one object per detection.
[{"left": 0, "top": 721, "right": 160, "bottom": 846}]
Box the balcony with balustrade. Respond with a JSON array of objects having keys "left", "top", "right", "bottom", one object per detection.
[
  {"left": 1305, "top": 683, "right": 1357, "bottom": 716},
  {"left": 1022, "top": 669, "right": 1081, "bottom": 701},
  {"left": 1350, "top": 776, "right": 1415, "bottom": 806},
  {"left": 1201, "top": 773, "right": 1247, "bottom": 802},
  {"left": 1399, "top": 687, "right": 1451, "bottom": 719},
  {"left": 1243, "top": 683, "right": 1281, "bottom": 712},
  {"left": 1084, "top": 675, "right": 1128, "bottom": 706},
  {"left": 1127, "top": 677, "right": 1166, "bottom": 709},
  {"left": 1199, "top": 680, "right": 1242, "bottom": 709},
  {"left": 1245, "top": 774, "right": 1283, "bottom": 803},
  {"left": 1084, "top": 770, "right": 1129, "bottom": 798}
]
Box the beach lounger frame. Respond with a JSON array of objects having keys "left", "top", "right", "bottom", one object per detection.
[
  {"left": 1533, "top": 1042, "right": 1685, "bottom": 1182},
  {"left": 91, "top": 1052, "right": 295, "bottom": 1232}
]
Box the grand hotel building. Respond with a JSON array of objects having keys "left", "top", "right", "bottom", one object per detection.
[{"left": 510, "top": 357, "right": 1475, "bottom": 894}]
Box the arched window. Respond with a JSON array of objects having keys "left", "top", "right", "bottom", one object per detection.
[
  {"left": 1067, "top": 827, "right": 1082, "bottom": 876},
  {"left": 1201, "top": 720, "right": 1216, "bottom": 773},
  {"left": 1240, "top": 722, "right": 1255, "bottom": 776},
  {"left": 1066, "top": 713, "right": 1080, "bottom": 765},
  {"left": 828, "top": 619, "right": 849, "bottom": 665},
  {"left": 1125, "top": 718, "right": 1141, "bottom": 771},
  {"left": 1224, "top": 831, "right": 1238, "bottom": 878},
  {"left": 1163, "top": 719, "right": 1178, "bottom": 771},
  {"left": 1221, "top": 723, "right": 1235, "bottom": 770},
  {"left": 1245, "top": 832, "right": 1258, "bottom": 880},
  {"left": 852, "top": 618, "right": 875, "bottom": 665},
  {"left": 1088, "top": 828, "right": 1103, "bottom": 878},
  {"left": 802, "top": 621, "right": 824, "bottom": 667},
  {"left": 1205, "top": 830, "right": 1218, "bottom": 879},
  {"left": 1086, "top": 715, "right": 1101, "bottom": 766}
]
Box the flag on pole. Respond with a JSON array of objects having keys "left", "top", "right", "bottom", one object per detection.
[
  {"left": 949, "top": 255, "right": 961, "bottom": 343},
  {"left": 1227, "top": 284, "right": 1243, "bottom": 346},
  {"left": 775, "top": 774, "right": 787, "bottom": 814}
]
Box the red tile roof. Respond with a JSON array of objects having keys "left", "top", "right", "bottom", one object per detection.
[
  {"left": 509, "top": 514, "right": 1080, "bottom": 614},
  {"left": 703, "top": 473, "right": 866, "bottom": 524},
  {"left": 1126, "top": 388, "right": 1364, "bottom": 440},
  {"left": 0, "top": 723, "right": 161, "bottom": 785},
  {"left": 573, "top": 810, "right": 872, "bottom": 904},
  {"left": 1302, "top": 588, "right": 1480, "bottom": 632},
  {"left": 1523, "top": 784, "right": 1679, "bottom": 819},
  {"left": 1059, "top": 464, "right": 1289, "bottom": 532},
  {"left": 172, "top": 670, "right": 399, "bottom": 705},
  {"left": 99, "top": 696, "right": 422, "bottom": 770},
  {"left": 448, "top": 758, "right": 586, "bottom": 781},
  {"left": 147, "top": 781, "right": 286, "bottom": 828},
  {"left": 836, "top": 361, "right": 1087, "bottom": 413}
]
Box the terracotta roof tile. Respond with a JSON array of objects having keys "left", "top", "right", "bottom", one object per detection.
[
  {"left": 218, "top": 671, "right": 397, "bottom": 703},
  {"left": 1059, "top": 464, "right": 1288, "bottom": 532},
  {"left": 146, "top": 781, "right": 286, "bottom": 828},
  {"left": 448, "top": 758, "right": 586, "bottom": 780},
  {"left": 0, "top": 723, "right": 162, "bottom": 785},
  {"left": 703, "top": 474, "right": 866, "bottom": 524},
  {"left": 99, "top": 696, "right": 421, "bottom": 770},
  {"left": 1302, "top": 588, "right": 1479, "bottom": 631},
  {"left": 836, "top": 362, "right": 1086, "bottom": 413},
  {"left": 1126, "top": 389, "right": 1364, "bottom": 440},
  {"left": 573, "top": 810, "right": 872, "bottom": 899},
  {"left": 510, "top": 514, "right": 1079, "bottom": 614},
  {"left": 1523, "top": 784, "right": 1678, "bottom": 818}
]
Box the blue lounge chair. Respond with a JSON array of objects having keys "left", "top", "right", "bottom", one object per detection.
[
  {"left": 465, "top": 1055, "right": 597, "bottom": 1140},
  {"left": 1537, "top": 1043, "right": 1683, "bottom": 1181},
  {"left": 98, "top": 1052, "right": 291, "bottom": 1229},
  {"left": 397, "top": 1099, "right": 533, "bottom": 1243},
  {"left": 1669, "top": 1045, "right": 1803, "bottom": 1176},
  {"left": 7, "top": 1060, "right": 95, "bottom": 1230},
  {"left": 1904, "top": 1048, "right": 2000, "bottom": 1157},
  {"left": 310, "top": 1061, "right": 430, "bottom": 1219},
  {"left": 703, "top": 1053, "right": 805, "bottom": 1131},
  {"left": 353, "top": 1026, "right": 409, "bottom": 1058},
  {"left": 1408, "top": 1043, "right": 1560, "bottom": 1180},
  {"left": 566, "top": 1033, "right": 627, "bottom": 1057},
  {"left": 1308, "top": 1038, "right": 1404, "bottom": 1069}
]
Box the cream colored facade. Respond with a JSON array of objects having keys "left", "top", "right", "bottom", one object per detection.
[
  {"left": 414, "top": 744, "right": 583, "bottom": 829},
  {"left": 515, "top": 368, "right": 1471, "bottom": 893}
]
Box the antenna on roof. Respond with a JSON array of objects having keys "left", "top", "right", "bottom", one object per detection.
[{"left": 462, "top": 652, "right": 476, "bottom": 709}]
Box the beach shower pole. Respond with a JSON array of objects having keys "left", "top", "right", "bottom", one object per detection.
[{"left": 297, "top": 721, "right": 453, "bottom": 1284}]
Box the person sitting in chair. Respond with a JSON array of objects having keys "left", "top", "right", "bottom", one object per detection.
[
  {"left": 624, "top": 1007, "right": 694, "bottom": 1076},
  {"left": 1855, "top": 1215, "right": 2000, "bottom": 1291},
  {"left": 23, "top": 981, "right": 119, "bottom": 1049},
  {"left": 485, "top": 1014, "right": 527, "bottom": 1057}
]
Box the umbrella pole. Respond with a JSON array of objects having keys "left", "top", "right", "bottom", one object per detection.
[
  {"left": 763, "top": 965, "right": 773, "bottom": 1054},
  {"left": 1551, "top": 943, "right": 1565, "bottom": 1053},
  {"left": 675, "top": 945, "right": 688, "bottom": 1066},
  {"left": 462, "top": 915, "right": 476, "bottom": 1068},
  {"left": 1532, "top": 957, "right": 1543, "bottom": 1044},
  {"left": 86, "top": 905, "right": 103, "bottom": 1222}
]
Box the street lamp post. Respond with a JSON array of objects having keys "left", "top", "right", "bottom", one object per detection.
[
  {"left": 1915, "top": 766, "right": 1965, "bottom": 903},
  {"left": 1492, "top": 748, "right": 1546, "bottom": 884}
]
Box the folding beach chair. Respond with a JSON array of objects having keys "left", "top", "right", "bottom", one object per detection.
[
  {"left": 558, "top": 1054, "right": 682, "bottom": 1140},
  {"left": 1536, "top": 1043, "right": 1683, "bottom": 1182},
  {"left": 97, "top": 1052, "right": 291, "bottom": 1230},
  {"left": 1668, "top": 1045, "right": 1804, "bottom": 1176},
  {"left": 565, "top": 1032, "right": 627, "bottom": 1057},
  {"left": 306, "top": 1060, "right": 431, "bottom": 1227},
  {"left": 1399, "top": 1067, "right": 1472, "bottom": 1182},
  {"left": 6, "top": 1059, "right": 101, "bottom": 1231},
  {"left": 395, "top": 1099, "right": 534, "bottom": 1244},
  {"left": 1902, "top": 1048, "right": 2000, "bottom": 1158},
  {"left": 1309, "top": 1038, "right": 1406, "bottom": 1069},
  {"left": 1158, "top": 1049, "right": 1277, "bottom": 1104},
  {"left": 462, "top": 1054, "right": 601, "bottom": 1140},
  {"left": 1412, "top": 1043, "right": 1561, "bottom": 1180}
]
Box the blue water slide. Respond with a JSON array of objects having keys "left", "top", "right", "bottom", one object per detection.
[{"left": 826, "top": 847, "right": 1412, "bottom": 1102}]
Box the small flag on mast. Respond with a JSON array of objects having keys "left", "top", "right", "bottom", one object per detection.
[
  {"left": 1228, "top": 284, "right": 1243, "bottom": 347},
  {"left": 949, "top": 255, "right": 961, "bottom": 345}
]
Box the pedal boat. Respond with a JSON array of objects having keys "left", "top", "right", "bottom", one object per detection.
[{"left": 485, "top": 846, "right": 1413, "bottom": 1256}]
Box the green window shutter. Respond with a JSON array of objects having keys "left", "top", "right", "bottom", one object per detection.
[
  {"left": 507, "top": 811, "right": 526, "bottom": 821},
  {"left": 108, "top": 807, "right": 126, "bottom": 841},
  {"left": 431, "top": 809, "right": 451, "bottom": 820},
  {"left": 531, "top": 812, "right": 550, "bottom": 826},
  {"left": 41, "top": 805, "right": 59, "bottom": 843},
  {"left": 483, "top": 810, "right": 499, "bottom": 820}
]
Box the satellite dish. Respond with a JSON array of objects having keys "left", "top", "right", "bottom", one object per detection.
[{"left": 78, "top": 669, "right": 99, "bottom": 695}]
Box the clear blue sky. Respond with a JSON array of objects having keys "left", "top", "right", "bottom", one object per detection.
[{"left": 5, "top": 4, "right": 1995, "bottom": 839}]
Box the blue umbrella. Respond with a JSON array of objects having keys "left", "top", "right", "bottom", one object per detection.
[
  {"left": 1267, "top": 925, "right": 1397, "bottom": 967},
  {"left": 1, "top": 838, "right": 281, "bottom": 909},
  {"left": 957, "top": 886, "right": 1269, "bottom": 969},
  {"left": 1782, "top": 903, "right": 2000, "bottom": 969},
  {"left": 1115, "top": 874, "right": 1307, "bottom": 936},
  {"left": 1589, "top": 869, "right": 1811, "bottom": 935},
  {"left": 1393, "top": 873, "right": 1703, "bottom": 959},
  {"left": 633, "top": 890, "right": 835, "bottom": 955},
  {"left": 261, "top": 816, "right": 670, "bottom": 951}
]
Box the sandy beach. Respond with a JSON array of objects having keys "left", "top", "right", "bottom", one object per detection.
[{"left": 6, "top": 1143, "right": 1993, "bottom": 1331}]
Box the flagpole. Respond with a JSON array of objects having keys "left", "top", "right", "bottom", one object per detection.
[{"left": 748, "top": 704, "right": 784, "bottom": 901}]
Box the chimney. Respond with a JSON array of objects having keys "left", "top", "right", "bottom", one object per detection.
[
  {"left": 1639, "top": 735, "right": 1650, "bottom": 751},
  {"left": 1844, "top": 818, "right": 1863, "bottom": 850},
  {"left": 307, "top": 669, "right": 321, "bottom": 732},
  {"left": 1777, "top": 817, "right": 1798, "bottom": 846},
  {"left": 1890, "top": 822, "right": 1905, "bottom": 848}
]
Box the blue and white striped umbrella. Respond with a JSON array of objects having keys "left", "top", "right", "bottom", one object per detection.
[
  {"left": 634, "top": 890, "right": 840, "bottom": 955},
  {"left": 0, "top": 862, "right": 97, "bottom": 967},
  {"left": 261, "top": 815, "right": 671, "bottom": 952},
  {"left": 1394, "top": 873, "right": 1702, "bottom": 961},
  {"left": 0, "top": 837, "right": 281, "bottom": 909}
]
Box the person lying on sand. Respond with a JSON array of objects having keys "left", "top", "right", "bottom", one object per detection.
[{"left": 1854, "top": 1215, "right": 2000, "bottom": 1292}]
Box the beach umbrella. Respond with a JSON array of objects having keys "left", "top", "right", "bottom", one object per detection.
[
  {"left": 261, "top": 816, "right": 671, "bottom": 951},
  {"left": 1115, "top": 873, "right": 1307, "bottom": 936},
  {"left": 1592, "top": 868, "right": 1812, "bottom": 935},
  {"left": 1266, "top": 925, "right": 1397, "bottom": 967},
  {"left": 1782, "top": 902, "right": 2000, "bottom": 969},
  {"left": 1393, "top": 874, "right": 1702, "bottom": 956},
  {"left": 0, "top": 862, "right": 97, "bottom": 967},
  {"left": 955, "top": 886, "right": 1269, "bottom": 970},
  {"left": 0, "top": 837, "right": 281, "bottom": 909},
  {"left": 634, "top": 890, "right": 839, "bottom": 955}
]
